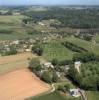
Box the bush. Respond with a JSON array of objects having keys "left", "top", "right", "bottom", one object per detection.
[
  {"left": 51, "top": 58, "right": 58, "bottom": 66},
  {"left": 32, "top": 45, "right": 43, "bottom": 56}
]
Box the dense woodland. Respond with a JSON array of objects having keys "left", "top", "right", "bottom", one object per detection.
[{"left": 23, "top": 7, "right": 99, "bottom": 29}]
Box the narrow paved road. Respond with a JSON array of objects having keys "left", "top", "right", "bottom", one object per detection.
[{"left": 50, "top": 84, "right": 55, "bottom": 93}]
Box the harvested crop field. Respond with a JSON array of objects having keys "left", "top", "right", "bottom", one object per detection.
[
  {"left": 0, "top": 52, "right": 37, "bottom": 74},
  {"left": 0, "top": 69, "right": 50, "bottom": 100}
]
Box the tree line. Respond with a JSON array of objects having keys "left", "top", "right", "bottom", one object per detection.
[{"left": 62, "top": 41, "right": 88, "bottom": 53}]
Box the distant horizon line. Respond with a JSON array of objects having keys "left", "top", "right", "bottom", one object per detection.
[{"left": 0, "top": 4, "right": 99, "bottom": 7}]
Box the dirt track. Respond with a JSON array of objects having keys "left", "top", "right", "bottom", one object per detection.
[{"left": 0, "top": 69, "right": 50, "bottom": 100}]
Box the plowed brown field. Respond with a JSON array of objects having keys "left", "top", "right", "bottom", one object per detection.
[{"left": 0, "top": 69, "right": 50, "bottom": 100}]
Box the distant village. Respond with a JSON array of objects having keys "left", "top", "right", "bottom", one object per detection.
[{"left": 0, "top": 39, "right": 33, "bottom": 56}]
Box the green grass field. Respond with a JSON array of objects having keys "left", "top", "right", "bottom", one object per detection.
[
  {"left": 0, "top": 15, "right": 25, "bottom": 24},
  {"left": 62, "top": 36, "right": 99, "bottom": 55},
  {"left": 42, "top": 36, "right": 99, "bottom": 61},
  {"left": 42, "top": 42, "right": 74, "bottom": 61},
  {"left": 0, "top": 15, "right": 29, "bottom": 40},
  {"left": 0, "top": 15, "right": 49, "bottom": 40},
  {"left": 86, "top": 91, "right": 99, "bottom": 100},
  {"left": 31, "top": 91, "right": 81, "bottom": 100}
]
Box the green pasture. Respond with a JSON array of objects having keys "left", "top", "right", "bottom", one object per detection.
[
  {"left": 42, "top": 42, "right": 74, "bottom": 61},
  {"left": 62, "top": 36, "right": 99, "bottom": 55}
]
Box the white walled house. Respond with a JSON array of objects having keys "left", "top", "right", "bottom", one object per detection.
[{"left": 74, "top": 61, "right": 81, "bottom": 73}]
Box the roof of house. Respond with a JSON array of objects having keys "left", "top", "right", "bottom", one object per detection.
[{"left": 75, "top": 61, "right": 81, "bottom": 65}]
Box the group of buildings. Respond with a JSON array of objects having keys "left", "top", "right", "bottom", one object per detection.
[{"left": 0, "top": 38, "right": 35, "bottom": 56}]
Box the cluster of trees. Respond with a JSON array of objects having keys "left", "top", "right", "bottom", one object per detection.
[
  {"left": 41, "top": 70, "right": 59, "bottom": 83},
  {"left": 68, "top": 52, "right": 99, "bottom": 90},
  {"left": 73, "top": 52, "right": 99, "bottom": 62},
  {"left": 23, "top": 8, "right": 99, "bottom": 28},
  {"left": 32, "top": 45, "right": 43, "bottom": 56},
  {"left": 29, "top": 58, "right": 42, "bottom": 73},
  {"left": 51, "top": 58, "right": 72, "bottom": 66},
  {"left": 57, "top": 84, "right": 70, "bottom": 93},
  {"left": 29, "top": 58, "right": 59, "bottom": 83},
  {"left": 68, "top": 62, "right": 99, "bottom": 90},
  {"left": 62, "top": 41, "right": 88, "bottom": 53}
]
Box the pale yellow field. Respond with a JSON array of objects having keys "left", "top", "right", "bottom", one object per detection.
[{"left": 0, "top": 52, "right": 37, "bottom": 74}]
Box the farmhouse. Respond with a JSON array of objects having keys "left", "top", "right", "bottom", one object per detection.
[{"left": 70, "top": 89, "right": 80, "bottom": 97}]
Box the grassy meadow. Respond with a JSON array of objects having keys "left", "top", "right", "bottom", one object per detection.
[
  {"left": 61, "top": 36, "right": 99, "bottom": 55},
  {"left": 0, "top": 15, "right": 29, "bottom": 40},
  {"left": 42, "top": 42, "right": 74, "bottom": 61},
  {"left": 0, "top": 15, "right": 24, "bottom": 23}
]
